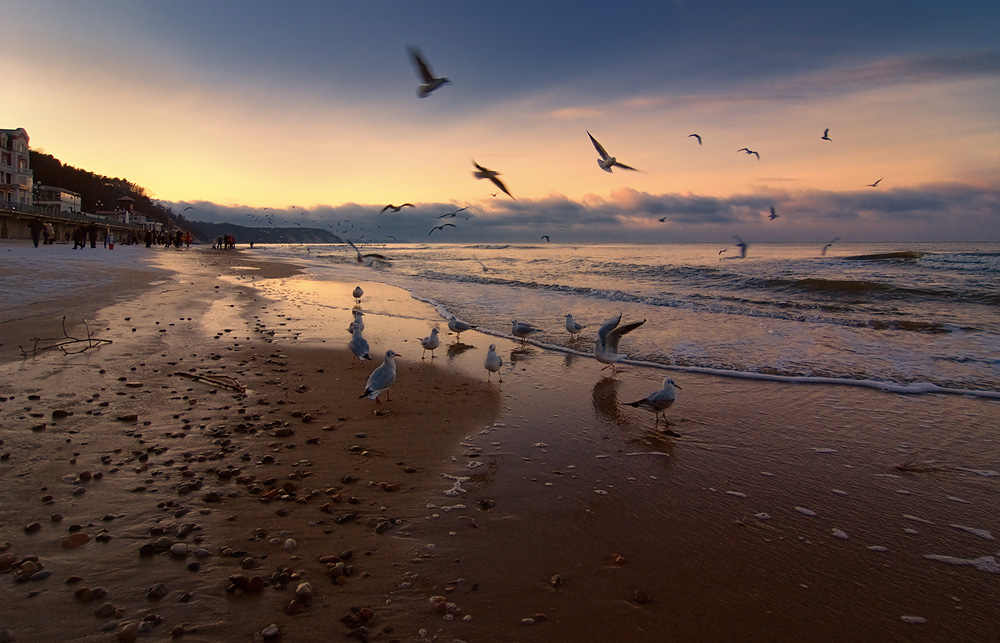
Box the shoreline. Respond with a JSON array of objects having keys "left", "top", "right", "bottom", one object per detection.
[{"left": 1, "top": 243, "right": 998, "bottom": 642}]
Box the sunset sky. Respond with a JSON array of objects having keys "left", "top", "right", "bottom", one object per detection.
[{"left": 7, "top": 0, "right": 999, "bottom": 242}]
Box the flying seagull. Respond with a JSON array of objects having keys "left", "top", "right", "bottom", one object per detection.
[
  {"left": 658, "top": 216, "right": 668, "bottom": 223},
  {"left": 408, "top": 47, "right": 449, "bottom": 98},
  {"left": 380, "top": 203, "right": 414, "bottom": 214},
  {"left": 688, "top": 133, "right": 702, "bottom": 145},
  {"left": 768, "top": 206, "right": 778, "bottom": 221},
  {"left": 821, "top": 128, "right": 832, "bottom": 141},
  {"left": 472, "top": 160, "right": 514, "bottom": 199},
  {"left": 183, "top": 206, "right": 194, "bottom": 211},
  {"left": 627, "top": 377, "right": 681, "bottom": 428},
  {"left": 821, "top": 237, "right": 840, "bottom": 256},
  {"left": 437, "top": 207, "right": 469, "bottom": 219},
  {"left": 733, "top": 235, "right": 748, "bottom": 259},
  {"left": 540, "top": 235, "right": 551, "bottom": 242},
  {"left": 737, "top": 148, "right": 760, "bottom": 160},
  {"left": 428, "top": 223, "right": 456, "bottom": 236},
  {"left": 595, "top": 314, "right": 646, "bottom": 373},
  {"left": 587, "top": 131, "right": 640, "bottom": 173},
  {"left": 348, "top": 239, "right": 390, "bottom": 264},
  {"left": 867, "top": 178, "right": 883, "bottom": 187}
]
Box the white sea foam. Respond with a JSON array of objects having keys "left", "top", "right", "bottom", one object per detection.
[
  {"left": 923, "top": 554, "right": 1000, "bottom": 574},
  {"left": 795, "top": 506, "right": 817, "bottom": 516},
  {"left": 949, "top": 524, "right": 994, "bottom": 541}
]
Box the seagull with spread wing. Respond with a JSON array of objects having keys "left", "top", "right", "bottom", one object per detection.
[
  {"left": 428, "top": 223, "right": 456, "bottom": 236},
  {"left": 380, "top": 203, "right": 414, "bottom": 214},
  {"left": 408, "top": 47, "right": 450, "bottom": 98},
  {"left": 588, "top": 131, "right": 640, "bottom": 173},
  {"left": 472, "top": 160, "right": 514, "bottom": 199},
  {"left": 594, "top": 314, "right": 646, "bottom": 372}
]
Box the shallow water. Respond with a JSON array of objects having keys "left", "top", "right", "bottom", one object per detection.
[{"left": 247, "top": 241, "right": 1000, "bottom": 395}]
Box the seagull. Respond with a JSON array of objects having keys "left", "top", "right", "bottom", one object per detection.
[
  {"left": 484, "top": 344, "right": 503, "bottom": 382},
  {"left": 541, "top": 235, "right": 551, "bottom": 242},
  {"left": 352, "top": 285, "right": 364, "bottom": 303},
  {"left": 626, "top": 378, "right": 681, "bottom": 427},
  {"left": 658, "top": 216, "right": 668, "bottom": 222},
  {"left": 511, "top": 320, "right": 541, "bottom": 343},
  {"left": 183, "top": 206, "right": 194, "bottom": 211},
  {"left": 737, "top": 148, "right": 760, "bottom": 160},
  {"left": 348, "top": 239, "right": 390, "bottom": 264},
  {"left": 447, "top": 316, "right": 476, "bottom": 341},
  {"left": 587, "top": 131, "right": 640, "bottom": 173},
  {"left": 349, "top": 325, "right": 373, "bottom": 364},
  {"left": 821, "top": 128, "right": 832, "bottom": 141},
  {"left": 408, "top": 47, "right": 449, "bottom": 98},
  {"left": 768, "top": 206, "right": 778, "bottom": 221},
  {"left": 867, "top": 178, "right": 883, "bottom": 187},
  {"left": 565, "top": 314, "right": 586, "bottom": 339},
  {"left": 428, "top": 223, "right": 456, "bottom": 236},
  {"left": 733, "top": 236, "right": 748, "bottom": 259},
  {"left": 821, "top": 237, "right": 840, "bottom": 256},
  {"left": 437, "top": 207, "right": 469, "bottom": 219},
  {"left": 718, "top": 248, "right": 727, "bottom": 256},
  {"left": 688, "top": 133, "right": 702, "bottom": 145},
  {"left": 595, "top": 314, "right": 646, "bottom": 373},
  {"left": 347, "top": 310, "right": 365, "bottom": 334},
  {"left": 472, "top": 160, "right": 514, "bottom": 199},
  {"left": 359, "top": 350, "right": 397, "bottom": 403},
  {"left": 419, "top": 328, "right": 441, "bottom": 359},
  {"left": 380, "top": 203, "right": 414, "bottom": 214}
]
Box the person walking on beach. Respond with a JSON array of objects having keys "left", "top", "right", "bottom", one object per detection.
[
  {"left": 73, "top": 226, "right": 85, "bottom": 249},
  {"left": 43, "top": 222, "right": 54, "bottom": 245},
  {"left": 29, "top": 217, "right": 44, "bottom": 247},
  {"left": 87, "top": 223, "right": 99, "bottom": 248},
  {"left": 144, "top": 230, "right": 153, "bottom": 248}
]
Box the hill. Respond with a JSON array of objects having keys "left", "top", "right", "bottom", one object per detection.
[{"left": 192, "top": 221, "right": 342, "bottom": 245}]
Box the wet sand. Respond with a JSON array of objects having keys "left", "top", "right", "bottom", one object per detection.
[{"left": 1, "top": 242, "right": 998, "bottom": 642}]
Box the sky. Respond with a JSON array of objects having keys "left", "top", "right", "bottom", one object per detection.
[{"left": 7, "top": 0, "right": 999, "bottom": 243}]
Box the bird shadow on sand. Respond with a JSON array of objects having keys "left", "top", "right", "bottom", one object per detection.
[{"left": 447, "top": 342, "right": 475, "bottom": 358}]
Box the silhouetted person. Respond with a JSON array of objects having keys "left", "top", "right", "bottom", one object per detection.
[
  {"left": 87, "top": 223, "right": 99, "bottom": 248},
  {"left": 29, "top": 217, "right": 43, "bottom": 247}
]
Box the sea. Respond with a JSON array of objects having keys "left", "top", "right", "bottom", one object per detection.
[{"left": 248, "top": 241, "right": 1000, "bottom": 398}]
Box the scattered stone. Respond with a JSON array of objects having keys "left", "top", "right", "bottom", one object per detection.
[{"left": 62, "top": 533, "right": 91, "bottom": 549}]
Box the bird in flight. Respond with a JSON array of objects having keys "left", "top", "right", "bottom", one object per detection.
[
  {"left": 428, "top": 223, "right": 456, "bottom": 236},
  {"left": 658, "top": 216, "right": 668, "bottom": 223},
  {"left": 408, "top": 47, "right": 449, "bottom": 98},
  {"left": 867, "top": 178, "right": 883, "bottom": 187},
  {"left": 821, "top": 237, "right": 840, "bottom": 256},
  {"left": 588, "top": 131, "right": 640, "bottom": 173},
  {"left": 595, "top": 314, "right": 646, "bottom": 373},
  {"left": 733, "top": 235, "right": 748, "bottom": 258},
  {"left": 437, "top": 207, "right": 469, "bottom": 219},
  {"left": 348, "top": 239, "right": 390, "bottom": 265},
  {"left": 540, "top": 235, "right": 551, "bottom": 242},
  {"left": 380, "top": 203, "right": 413, "bottom": 214},
  {"left": 688, "top": 133, "right": 702, "bottom": 145},
  {"left": 737, "top": 148, "right": 760, "bottom": 160},
  {"left": 183, "top": 206, "right": 194, "bottom": 211},
  {"left": 472, "top": 160, "right": 514, "bottom": 199},
  {"left": 768, "top": 206, "right": 778, "bottom": 221},
  {"left": 821, "top": 128, "right": 832, "bottom": 141}
]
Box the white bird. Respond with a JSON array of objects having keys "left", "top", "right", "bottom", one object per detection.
[
  {"left": 360, "top": 350, "right": 398, "bottom": 403},
  {"left": 347, "top": 310, "right": 365, "bottom": 334},
  {"left": 587, "top": 131, "right": 640, "bottom": 173},
  {"left": 349, "top": 325, "right": 373, "bottom": 364},
  {"left": 511, "top": 320, "right": 541, "bottom": 343},
  {"left": 408, "top": 47, "right": 450, "bottom": 98},
  {"left": 627, "top": 378, "right": 681, "bottom": 427},
  {"left": 420, "top": 327, "right": 441, "bottom": 359},
  {"left": 484, "top": 344, "right": 503, "bottom": 382},
  {"left": 565, "top": 313, "right": 586, "bottom": 339},
  {"left": 447, "top": 316, "right": 476, "bottom": 341},
  {"left": 352, "top": 285, "right": 364, "bottom": 303},
  {"left": 472, "top": 160, "right": 514, "bottom": 199},
  {"left": 595, "top": 313, "right": 646, "bottom": 372}
]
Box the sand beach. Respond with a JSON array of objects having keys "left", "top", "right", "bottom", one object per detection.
[{"left": 1, "top": 242, "right": 998, "bottom": 643}]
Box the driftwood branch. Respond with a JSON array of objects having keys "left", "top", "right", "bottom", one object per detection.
[
  {"left": 173, "top": 371, "right": 246, "bottom": 394},
  {"left": 19, "top": 316, "right": 113, "bottom": 357}
]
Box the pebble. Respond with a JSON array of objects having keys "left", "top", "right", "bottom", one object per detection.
[
  {"left": 169, "top": 543, "right": 189, "bottom": 557},
  {"left": 146, "top": 583, "right": 168, "bottom": 600},
  {"left": 63, "top": 533, "right": 91, "bottom": 549},
  {"left": 117, "top": 622, "right": 138, "bottom": 642},
  {"left": 95, "top": 602, "right": 118, "bottom": 617}
]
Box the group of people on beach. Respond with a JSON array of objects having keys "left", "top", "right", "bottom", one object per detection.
[
  {"left": 28, "top": 217, "right": 55, "bottom": 247},
  {"left": 213, "top": 235, "right": 238, "bottom": 250}
]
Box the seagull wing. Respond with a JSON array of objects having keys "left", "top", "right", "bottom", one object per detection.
[
  {"left": 408, "top": 47, "right": 435, "bottom": 83},
  {"left": 614, "top": 161, "right": 640, "bottom": 172},
  {"left": 605, "top": 319, "right": 646, "bottom": 353},
  {"left": 587, "top": 131, "right": 610, "bottom": 161},
  {"left": 596, "top": 314, "right": 622, "bottom": 349},
  {"left": 490, "top": 176, "right": 514, "bottom": 199}
]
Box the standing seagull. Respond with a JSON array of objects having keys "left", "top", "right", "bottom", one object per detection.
[
  {"left": 511, "top": 320, "right": 541, "bottom": 343},
  {"left": 347, "top": 310, "right": 365, "bottom": 334},
  {"left": 447, "top": 316, "right": 476, "bottom": 341},
  {"left": 565, "top": 314, "right": 586, "bottom": 339},
  {"left": 472, "top": 160, "right": 514, "bottom": 199},
  {"left": 353, "top": 285, "right": 364, "bottom": 304},
  {"left": 688, "top": 133, "right": 702, "bottom": 145},
  {"left": 408, "top": 47, "right": 450, "bottom": 98},
  {"left": 821, "top": 128, "right": 832, "bottom": 141},
  {"left": 359, "top": 350, "right": 398, "bottom": 403},
  {"left": 587, "top": 131, "right": 640, "bottom": 173},
  {"left": 627, "top": 378, "right": 681, "bottom": 428},
  {"left": 484, "top": 344, "right": 503, "bottom": 382},
  {"left": 595, "top": 314, "right": 646, "bottom": 373},
  {"left": 349, "top": 325, "right": 373, "bottom": 364},
  {"left": 419, "top": 328, "right": 441, "bottom": 359}
]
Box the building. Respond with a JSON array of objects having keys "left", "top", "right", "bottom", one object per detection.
[
  {"left": 1, "top": 128, "right": 33, "bottom": 209},
  {"left": 33, "top": 184, "right": 82, "bottom": 215}
]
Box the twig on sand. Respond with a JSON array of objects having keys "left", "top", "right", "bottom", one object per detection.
[
  {"left": 173, "top": 371, "right": 246, "bottom": 394},
  {"left": 19, "top": 317, "right": 112, "bottom": 357}
]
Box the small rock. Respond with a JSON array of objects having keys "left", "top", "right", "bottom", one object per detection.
[{"left": 63, "top": 533, "right": 91, "bottom": 549}]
